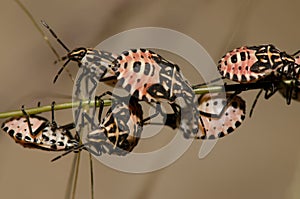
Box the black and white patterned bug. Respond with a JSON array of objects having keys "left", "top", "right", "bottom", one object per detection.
[
  {"left": 85, "top": 94, "right": 144, "bottom": 156},
  {"left": 52, "top": 93, "right": 146, "bottom": 161},
  {"left": 196, "top": 93, "right": 246, "bottom": 139},
  {"left": 1, "top": 102, "right": 78, "bottom": 151},
  {"left": 81, "top": 49, "right": 200, "bottom": 138},
  {"left": 41, "top": 22, "right": 199, "bottom": 138},
  {"left": 217, "top": 44, "right": 300, "bottom": 114},
  {"left": 218, "top": 44, "right": 297, "bottom": 83},
  {"left": 164, "top": 93, "right": 246, "bottom": 139}
]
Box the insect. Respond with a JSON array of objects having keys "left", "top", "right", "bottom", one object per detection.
[
  {"left": 1, "top": 102, "right": 78, "bottom": 151},
  {"left": 164, "top": 93, "right": 246, "bottom": 139},
  {"left": 81, "top": 48, "right": 200, "bottom": 138},
  {"left": 217, "top": 44, "right": 297, "bottom": 83},
  {"left": 42, "top": 22, "right": 199, "bottom": 138},
  {"left": 216, "top": 44, "right": 300, "bottom": 115},
  {"left": 52, "top": 92, "right": 146, "bottom": 161}
]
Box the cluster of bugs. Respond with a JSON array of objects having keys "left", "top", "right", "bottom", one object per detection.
[
  {"left": 42, "top": 19, "right": 200, "bottom": 139},
  {"left": 6, "top": 1, "right": 300, "bottom": 199}
]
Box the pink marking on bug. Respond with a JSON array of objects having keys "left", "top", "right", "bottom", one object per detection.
[
  {"left": 196, "top": 93, "right": 246, "bottom": 139},
  {"left": 218, "top": 46, "right": 261, "bottom": 83}
]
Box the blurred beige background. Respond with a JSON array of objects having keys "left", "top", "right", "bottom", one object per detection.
[{"left": 0, "top": 0, "right": 300, "bottom": 198}]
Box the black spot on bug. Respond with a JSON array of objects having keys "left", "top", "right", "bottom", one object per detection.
[
  {"left": 124, "top": 62, "right": 128, "bottom": 69},
  {"left": 241, "top": 115, "right": 246, "bottom": 120},
  {"left": 123, "top": 51, "right": 129, "bottom": 56},
  {"left": 222, "top": 100, "right": 226, "bottom": 106},
  {"left": 225, "top": 112, "right": 229, "bottom": 116},
  {"left": 206, "top": 102, "right": 209, "bottom": 107},
  {"left": 15, "top": 133, "right": 22, "bottom": 140},
  {"left": 51, "top": 144, "right": 57, "bottom": 150},
  {"left": 118, "top": 77, "right": 124, "bottom": 87},
  {"left": 208, "top": 135, "right": 215, "bottom": 139},
  {"left": 137, "top": 79, "right": 141, "bottom": 83},
  {"left": 2, "top": 126, "right": 8, "bottom": 132},
  {"left": 227, "top": 127, "right": 234, "bottom": 134},
  {"left": 240, "top": 103, "right": 246, "bottom": 111},
  {"left": 42, "top": 134, "right": 49, "bottom": 142},
  {"left": 50, "top": 139, "right": 56, "bottom": 144},
  {"left": 133, "top": 61, "right": 141, "bottom": 73},
  {"left": 225, "top": 73, "right": 230, "bottom": 79},
  {"left": 231, "top": 54, "right": 238, "bottom": 63},
  {"left": 247, "top": 51, "right": 250, "bottom": 59},
  {"left": 125, "top": 84, "right": 132, "bottom": 92},
  {"left": 231, "top": 101, "right": 238, "bottom": 109},
  {"left": 219, "top": 70, "right": 224, "bottom": 76},
  {"left": 238, "top": 66, "right": 242, "bottom": 70},
  {"left": 218, "top": 132, "right": 225, "bottom": 138},
  {"left": 241, "top": 75, "right": 247, "bottom": 82},
  {"left": 213, "top": 101, "right": 218, "bottom": 106},
  {"left": 144, "top": 62, "right": 151, "bottom": 75},
  {"left": 140, "top": 49, "right": 146, "bottom": 53},
  {"left": 24, "top": 136, "right": 31, "bottom": 142},
  {"left": 233, "top": 74, "right": 238, "bottom": 81},
  {"left": 131, "top": 49, "right": 137, "bottom": 53},
  {"left": 52, "top": 132, "right": 56, "bottom": 137},
  {"left": 8, "top": 129, "right": 15, "bottom": 137},
  {"left": 245, "top": 66, "right": 249, "bottom": 71},
  {"left": 34, "top": 138, "right": 38, "bottom": 143},
  {"left": 58, "top": 141, "right": 64, "bottom": 146},
  {"left": 144, "top": 83, "right": 147, "bottom": 88},
  {"left": 42, "top": 129, "right": 48, "bottom": 132},
  {"left": 235, "top": 121, "right": 241, "bottom": 127},
  {"left": 240, "top": 52, "right": 246, "bottom": 61},
  {"left": 117, "top": 55, "right": 122, "bottom": 60}
]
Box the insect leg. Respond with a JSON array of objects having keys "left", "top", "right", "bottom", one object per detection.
[{"left": 21, "top": 105, "right": 34, "bottom": 135}]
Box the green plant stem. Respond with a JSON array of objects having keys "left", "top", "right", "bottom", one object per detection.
[{"left": 0, "top": 80, "right": 293, "bottom": 119}]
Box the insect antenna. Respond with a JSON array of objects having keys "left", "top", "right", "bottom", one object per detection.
[
  {"left": 41, "top": 20, "right": 76, "bottom": 83},
  {"left": 41, "top": 20, "right": 70, "bottom": 52},
  {"left": 53, "top": 59, "right": 71, "bottom": 83},
  {"left": 14, "top": 0, "right": 74, "bottom": 83}
]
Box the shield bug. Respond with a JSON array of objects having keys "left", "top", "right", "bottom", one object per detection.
[
  {"left": 52, "top": 93, "right": 145, "bottom": 161},
  {"left": 1, "top": 102, "right": 78, "bottom": 151},
  {"left": 164, "top": 93, "right": 246, "bottom": 139},
  {"left": 41, "top": 22, "right": 199, "bottom": 138}
]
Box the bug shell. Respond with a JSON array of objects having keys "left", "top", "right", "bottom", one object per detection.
[
  {"left": 1, "top": 115, "right": 78, "bottom": 151},
  {"left": 86, "top": 98, "right": 143, "bottom": 156},
  {"left": 112, "top": 49, "right": 199, "bottom": 137},
  {"left": 196, "top": 93, "right": 246, "bottom": 139},
  {"left": 218, "top": 45, "right": 285, "bottom": 83}
]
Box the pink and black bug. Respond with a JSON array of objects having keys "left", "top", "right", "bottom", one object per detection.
[
  {"left": 216, "top": 44, "right": 300, "bottom": 114},
  {"left": 165, "top": 93, "right": 246, "bottom": 139},
  {"left": 82, "top": 49, "right": 200, "bottom": 138},
  {"left": 1, "top": 102, "right": 78, "bottom": 151},
  {"left": 218, "top": 44, "right": 296, "bottom": 83},
  {"left": 42, "top": 22, "right": 199, "bottom": 138},
  {"left": 196, "top": 93, "right": 246, "bottom": 139}
]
